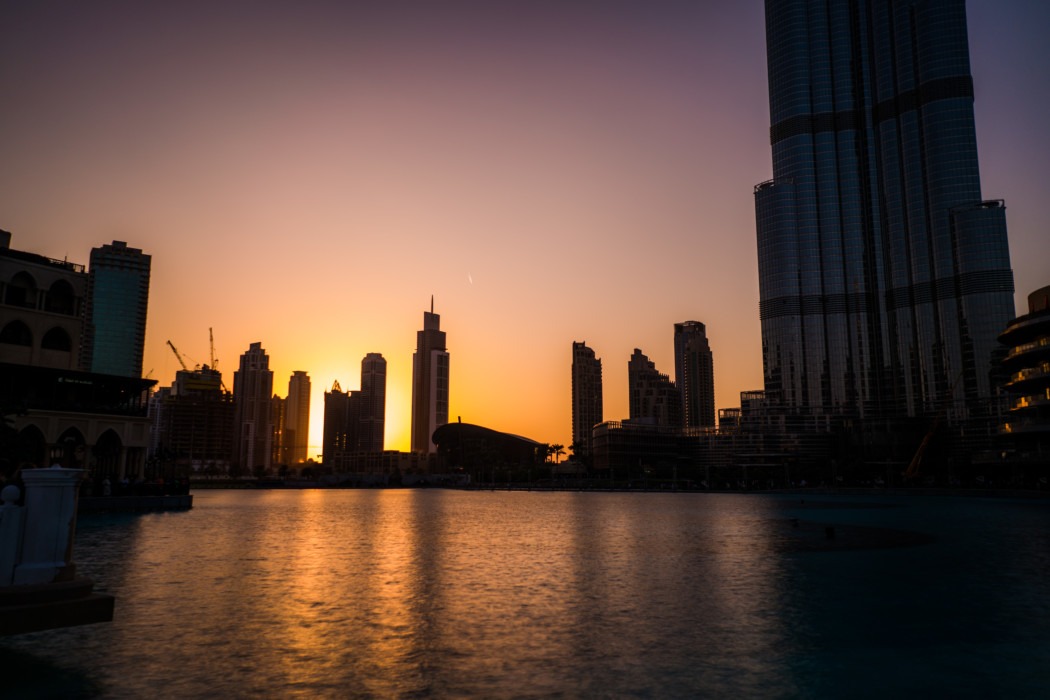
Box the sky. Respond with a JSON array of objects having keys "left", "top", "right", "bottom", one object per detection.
[{"left": 2, "top": 1, "right": 1048, "bottom": 457}]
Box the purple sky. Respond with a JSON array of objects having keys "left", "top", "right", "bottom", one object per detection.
[{"left": 2, "top": 1, "right": 1047, "bottom": 453}]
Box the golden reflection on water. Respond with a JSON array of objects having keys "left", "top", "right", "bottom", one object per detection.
[
  {"left": 360, "top": 490, "right": 440, "bottom": 696},
  {"left": 35, "top": 491, "right": 799, "bottom": 696},
  {"left": 10, "top": 491, "right": 1048, "bottom": 697},
  {"left": 264, "top": 489, "right": 347, "bottom": 687}
]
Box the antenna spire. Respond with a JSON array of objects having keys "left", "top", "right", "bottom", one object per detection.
[{"left": 431, "top": 295, "right": 434, "bottom": 313}]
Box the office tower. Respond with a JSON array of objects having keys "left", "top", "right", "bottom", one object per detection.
[
  {"left": 674, "top": 321, "right": 715, "bottom": 428},
  {"left": 82, "top": 241, "right": 151, "bottom": 377},
  {"left": 358, "top": 353, "right": 386, "bottom": 453},
  {"left": 322, "top": 380, "right": 348, "bottom": 465},
  {"left": 571, "top": 341, "right": 603, "bottom": 457},
  {"left": 411, "top": 299, "right": 449, "bottom": 453},
  {"left": 628, "top": 348, "right": 681, "bottom": 427},
  {"left": 322, "top": 354, "right": 387, "bottom": 467},
  {"left": 284, "top": 370, "right": 311, "bottom": 464},
  {"left": 755, "top": 0, "right": 1014, "bottom": 424},
  {"left": 232, "top": 342, "right": 274, "bottom": 474},
  {"left": 270, "top": 394, "right": 285, "bottom": 467}
]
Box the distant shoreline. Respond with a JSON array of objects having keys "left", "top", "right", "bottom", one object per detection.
[{"left": 185, "top": 481, "right": 1050, "bottom": 500}]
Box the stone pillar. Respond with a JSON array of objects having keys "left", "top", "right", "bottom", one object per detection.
[{"left": 12, "top": 467, "right": 84, "bottom": 585}]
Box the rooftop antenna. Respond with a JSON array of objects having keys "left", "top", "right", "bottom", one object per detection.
[{"left": 431, "top": 295, "right": 434, "bottom": 313}]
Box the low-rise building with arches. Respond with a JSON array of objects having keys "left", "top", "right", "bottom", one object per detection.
[{"left": 0, "top": 231, "right": 154, "bottom": 487}]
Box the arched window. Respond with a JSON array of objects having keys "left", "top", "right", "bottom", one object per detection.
[
  {"left": 54, "top": 426, "right": 87, "bottom": 468},
  {"left": 15, "top": 425, "right": 48, "bottom": 468},
  {"left": 4, "top": 271, "right": 38, "bottom": 308},
  {"left": 45, "top": 279, "right": 77, "bottom": 315},
  {"left": 41, "top": 326, "right": 73, "bottom": 351},
  {"left": 0, "top": 320, "right": 32, "bottom": 346},
  {"left": 93, "top": 429, "right": 124, "bottom": 479}
]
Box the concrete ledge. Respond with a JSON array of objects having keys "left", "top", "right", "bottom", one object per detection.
[
  {"left": 79, "top": 494, "right": 193, "bottom": 513},
  {"left": 0, "top": 578, "right": 114, "bottom": 636}
]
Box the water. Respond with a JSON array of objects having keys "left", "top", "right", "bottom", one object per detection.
[{"left": 4, "top": 490, "right": 1049, "bottom": 698}]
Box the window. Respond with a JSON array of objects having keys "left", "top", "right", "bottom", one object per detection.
[
  {"left": 42, "top": 327, "right": 73, "bottom": 351},
  {"left": 0, "top": 320, "right": 32, "bottom": 346}
]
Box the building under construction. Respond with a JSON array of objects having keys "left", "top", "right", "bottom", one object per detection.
[{"left": 149, "top": 365, "right": 235, "bottom": 477}]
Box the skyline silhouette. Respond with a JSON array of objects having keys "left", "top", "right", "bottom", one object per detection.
[{"left": 2, "top": 1, "right": 1047, "bottom": 452}]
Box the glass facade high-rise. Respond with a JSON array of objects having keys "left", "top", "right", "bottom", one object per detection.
[
  {"left": 82, "top": 241, "right": 151, "bottom": 377},
  {"left": 571, "top": 341, "right": 603, "bottom": 457},
  {"left": 411, "top": 299, "right": 449, "bottom": 454},
  {"left": 674, "top": 321, "right": 715, "bottom": 429},
  {"left": 755, "top": 0, "right": 1014, "bottom": 424}
]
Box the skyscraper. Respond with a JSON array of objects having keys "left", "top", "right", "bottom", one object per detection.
[
  {"left": 322, "top": 380, "right": 348, "bottom": 465},
  {"left": 674, "top": 321, "right": 715, "bottom": 428},
  {"left": 571, "top": 341, "right": 603, "bottom": 457},
  {"left": 284, "top": 370, "right": 311, "bottom": 464},
  {"left": 628, "top": 348, "right": 681, "bottom": 428},
  {"left": 322, "top": 354, "right": 387, "bottom": 467},
  {"left": 755, "top": 0, "right": 1013, "bottom": 424},
  {"left": 358, "top": 353, "right": 387, "bottom": 454},
  {"left": 411, "top": 300, "right": 449, "bottom": 453},
  {"left": 232, "top": 342, "right": 274, "bottom": 474},
  {"left": 82, "top": 240, "right": 151, "bottom": 377},
  {"left": 270, "top": 394, "right": 285, "bottom": 467}
]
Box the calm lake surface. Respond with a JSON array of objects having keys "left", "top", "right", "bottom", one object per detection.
[{"left": 4, "top": 490, "right": 1050, "bottom": 698}]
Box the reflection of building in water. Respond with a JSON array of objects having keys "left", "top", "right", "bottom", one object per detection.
[
  {"left": 0, "top": 231, "right": 154, "bottom": 480},
  {"left": 998, "top": 285, "right": 1050, "bottom": 476}
]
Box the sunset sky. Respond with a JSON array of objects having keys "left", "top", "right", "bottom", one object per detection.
[{"left": 2, "top": 1, "right": 1048, "bottom": 456}]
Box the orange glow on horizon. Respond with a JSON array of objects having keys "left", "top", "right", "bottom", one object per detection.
[{"left": 3, "top": 2, "right": 1045, "bottom": 459}]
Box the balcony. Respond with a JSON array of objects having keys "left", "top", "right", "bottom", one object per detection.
[
  {"left": 1005, "top": 363, "right": 1050, "bottom": 389},
  {"left": 1005, "top": 336, "right": 1050, "bottom": 362}
]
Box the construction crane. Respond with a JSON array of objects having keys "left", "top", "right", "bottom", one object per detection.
[
  {"left": 166, "top": 340, "right": 189, "bottom": 371},
  {"left": 208, "top": 327, "right": 230, "bottom": 393}
]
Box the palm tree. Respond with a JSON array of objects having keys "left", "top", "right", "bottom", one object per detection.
[{"left": 551, "top": 444, "right": 565, "bottom": 464}]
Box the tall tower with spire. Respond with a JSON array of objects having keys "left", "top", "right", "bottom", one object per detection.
[
  {"left": 755, "top": 0, "right": 1013, "bottom": 425},
  {"left": 411, "top": 298, "right": 449, "bottom": 453}
]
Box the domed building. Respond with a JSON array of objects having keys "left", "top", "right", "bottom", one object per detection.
[{"left": 431, "top": 421, "right": 545, "bottom": 483}]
